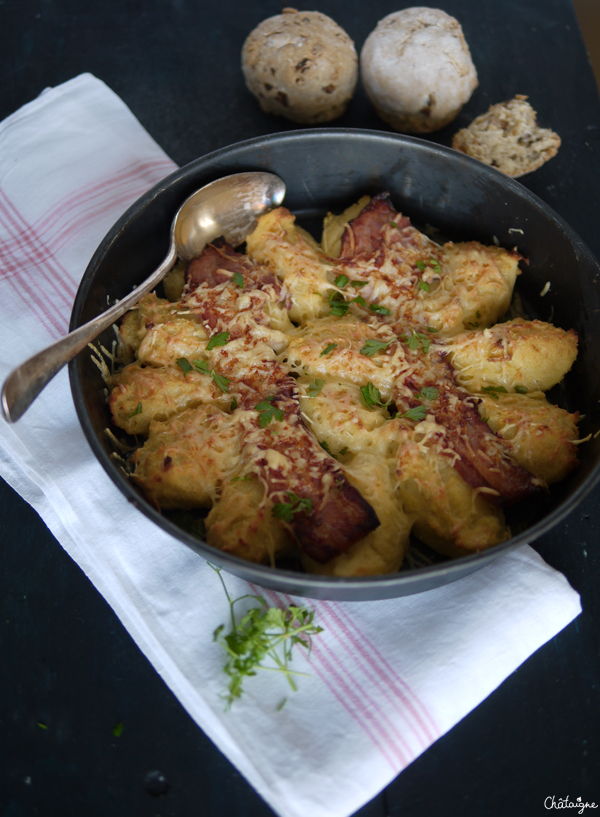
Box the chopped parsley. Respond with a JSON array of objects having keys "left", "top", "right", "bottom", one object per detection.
[
  {"left": 349, "top": 280, "right": 368, "bottom": 288},
  {"left": 193, "top": 358, "right": 209, "bottom": 374},
  {"left": 189, "top": 358, "right": 230, "bottom": 393},
  {"left": 416, "top": 257, "right": 442, "bottom": 276},
  {"left": 126, "top": 402, "right": 143, "bottom": 419},
  {"left": 417, "top": 386, "right": 439, "bottom": 400},
  {"left": 360, "top": 382, "right": 391, "bottom": 410},
  {"left": 369, "top": 303, "right": 392, "bottom": 316},
  {"left": 232, "top": 272, "right": 244, "bottom": 288},
  {"left": 319, "top": 440, "right": 331, "bottom": 453},
  {"left": 329, "top": 292, "right": 350, "bottom": 316},
  {"left": 255, "top": 397, "right": 284, "bottom": 427},
  {"left": 418, "top": 279, "right": 430, "bottom": 292},
  {"left": 481, "top": 385, "right": 509, "bottom": 399},
  {"left": 514, "top": 385, "right": 528, "bottom": 394},
  {"left": 230, "top": 397, "right": 238, "bottom": 411},
  {"left": 320, "top": 342, "right": 337, "bottom": 357},
  {"left": 334, "top": 274, "right": 349, "bottom": 288},
  {"left": 212, "top": 371, "right": 230, "bottom": 393},
  {"left": 401, "top": 405, "right": 428, "bottom": 422},
  {"left": 360, "top": 338, "right": 393, "bottom": 357},
  {"left": 206, "top": 331, "right": 230, "bottom": 350},
  {"left": 402, "top": 330, "right": 432, "bottom": 354},
  {"left": 272, "top": 492, "right": 313, "bottom": 523},
  {"left": 308, "top": 378, "right": 325, "bottom": 397},
  {"left": 176, "top": 357, "right": 194, "bottom": 376}
]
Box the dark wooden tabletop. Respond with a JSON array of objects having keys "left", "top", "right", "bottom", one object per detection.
[{"left": 1, "top": 1, "right": 600, "bottom": 815}]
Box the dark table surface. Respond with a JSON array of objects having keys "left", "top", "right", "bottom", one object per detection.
[{"left": 2, "top": 1, "right": 600, "bottom": 815}]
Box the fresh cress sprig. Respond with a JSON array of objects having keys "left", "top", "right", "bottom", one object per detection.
[{"left": 211, "top": 565, "right": 322, "bottom": 709}]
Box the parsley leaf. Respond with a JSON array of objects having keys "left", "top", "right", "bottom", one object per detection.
[
  {"left": 308, "top": 379, "right": 325, "bottom": 397},
  {"left": 329, "top": 292, "right": 350, "bottom": 316},
  {"left": 255, "top": 397, "right": 284, "bottom": 427},
  {"left": 369, "top": 303, "right": 392, "bottom": 316},
  {"left": 320, "top": 342, "right": 337, "bottom": 357},
  {"left": 230, "top": 397, "right": 238, "bottom": 411},
  {"left": 416, "top": 257, "right": 441, "bottom": 275},
  {"left": 176, "top": 357, "right": 194, "bottom": 376},
  {"left": 360, "top": 382, "right": 391, "bottom": 410},
  {"left": 352, "top": 295, "right": 367, "bottom": 308},
  {"left": 334, "top": 274, "right": 349, "bottom": 288},
  {"left": 401, "top": 405, "right": 428, "bottom": 422},
  {"left": 349, "top": 280, "right": 368, "bottom": 288},
  {"left": 402, "top": 330, "right": 431, "bottom": 354},
  {"left": 482, "top": 385, "right": 508, "bottom": 399},
  {"left": 192, "top": 358, "right": 229, "bottom": 392},
  {"left": 232, "top": 272, "right": 244, "bottom": 288},
  {"left": 272, "top": 492, "right": 313, "bottom": 523},
  {"left": 360, "top": 338, "right": 393, "bottom": 357},
  {"left": 193, "top": 358, "right": 209, "bottom": 374},
  {"left": 319, "top": 440, "right": 331, "bottom": 453},
  {"left": 126, "top": 402, "right": 143, "bottom": 419},
  {"left": 418, "top": 279, "right": 430, "bottom": 292},
  {"left": 417, "top": 386, "right": 439, "bottom": 400},
  {"left": 207, "top": 331, "right": 230, "bottom": 350},
  {"left": 212, "top": 371, "right": 230, "bottom": 393}
]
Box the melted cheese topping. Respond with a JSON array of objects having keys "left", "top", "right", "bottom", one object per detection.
[{"left": 109, "top": 199, "right": 580, "bottom": 574}]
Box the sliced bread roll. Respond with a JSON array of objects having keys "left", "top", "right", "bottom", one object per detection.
[{"left": 452, "top": 95, "right": 561, "bottom": 177}]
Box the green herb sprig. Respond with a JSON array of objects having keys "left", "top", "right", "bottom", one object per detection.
[
  {"left": 360, "top": 382, "right": 392, "bottom": 411},
  {"left": 308, "top": 379, "right": 325, "bottom": 397},
  {"left": 211, "top": 566, "right": 322, "bottom": 709},
  {"left": 206, "top": 331, "right": 231, "bottom": 350},
  {"left": 481, "top": 385, "right": 508, "bottom": 399},
  {"left": 272, "top": 492, "right": 313, "bottom": 523},
  {"left": 401, "top": 330, "right": 432, "bottom": 354},
  {"left": 255, "top": 397, "right": 284, "bottom": 427},
  {"left": 126, "top": 402, "right": 143, "bottom": 419},
  {"left": 360, "top": 338, "right": 393, "bottom": 357},
  {"left": 176, "top": 357, "right": 230, "bottom": 393}
]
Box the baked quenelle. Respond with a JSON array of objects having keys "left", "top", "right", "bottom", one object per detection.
[{"left": 106, "top": 194, "right": 579, "bottom": 576}]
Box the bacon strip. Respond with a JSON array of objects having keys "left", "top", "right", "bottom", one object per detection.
[
  {"left": 434, "top": 385, "right": 543, "bottom": 504},
  {"left": 246, "top": 395, "right": 380, "bottom": 563},
  {"left": 339, "top": 192, "right": 409, "bottom": 260},
  {"left": 185, "top": 239, "right": 280, "bottom": 294}
]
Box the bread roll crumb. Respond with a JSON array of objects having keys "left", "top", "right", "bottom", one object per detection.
[{"left": 452, "top": 95, "right": 561, "bottom": 177}]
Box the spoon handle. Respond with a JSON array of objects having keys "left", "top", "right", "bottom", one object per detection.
[{"left": 1, "top": 239, "right": 177, "bottom": 423}]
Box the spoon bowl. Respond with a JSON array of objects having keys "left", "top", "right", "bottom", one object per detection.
[{"left": 0, "top": 171, "right": 285, "bottom": 423}]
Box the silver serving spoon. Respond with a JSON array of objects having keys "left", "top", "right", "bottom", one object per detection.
[{"left": 1, "top": 171, "right": 285, "bottom": 423}]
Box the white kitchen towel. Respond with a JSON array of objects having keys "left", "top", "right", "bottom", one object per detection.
[{"left": 0, "top": 73, "right": 582, "bottom": 817}]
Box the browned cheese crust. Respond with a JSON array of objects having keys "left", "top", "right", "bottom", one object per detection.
[{"left": 108, "top": 192, "right": 580, "bottom": 574}]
